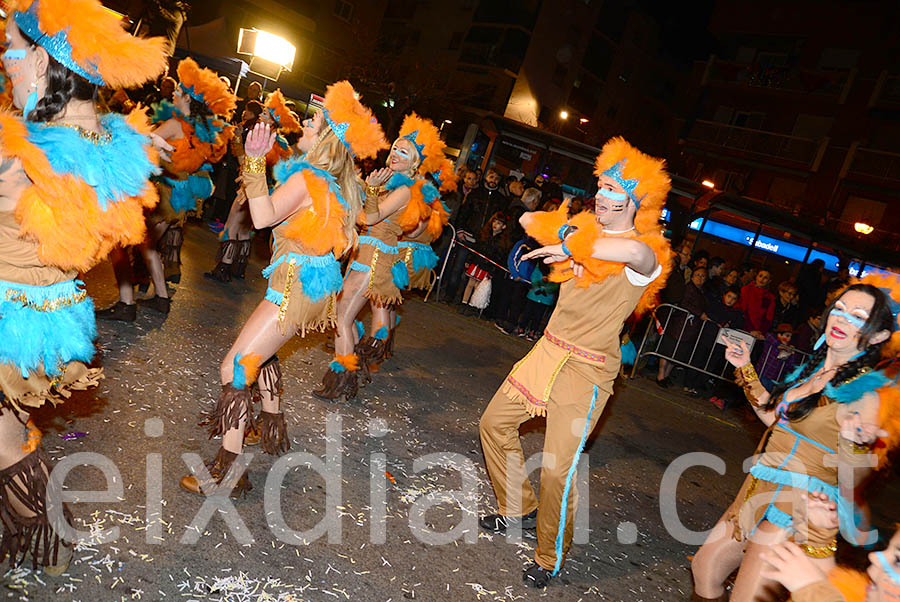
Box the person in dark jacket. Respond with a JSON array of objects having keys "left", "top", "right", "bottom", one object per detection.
[
  {"left": 657, "top": 268, "right": 708, "bottom": 387},
  {"left": 444, "top": 168, "right": 507, "bottom": 301},
  {"left": 772, "top": 280, "right": 801, "bottom": 327},
  {"left": 460, "top": 212, "right": 510, "bottom": 314}
]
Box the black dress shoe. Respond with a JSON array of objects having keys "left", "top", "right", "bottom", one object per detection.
[
  {"left": 479, "top": 509, "right": 537, "bottom": 534},
  {"left": 137, "top": 295, "right": 170, "bottom": 314},
  {"left": 95, "top": 301, "right": 136, "bottom": 322},
  {"left": 522, "top": 562, "right": 553, "bottom": 588}
]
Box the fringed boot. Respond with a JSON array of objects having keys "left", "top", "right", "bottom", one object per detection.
[
  {"left": 183, "top": 354, "right": 261, "bottom": 497},
  {"left": 179, "top": 447, "right": 252, "bottom": 498},
  {"left": 358, "top": 326, "right": 389, "bottom": 380},
  {"left": 257, "top": 357, "right": 289, "bottom": 455},
  {"left": 160, "top": 225, "right": 183, "bottom": 284},
  {"left": 0, "top": 443, "right": 73, "bottom": 575},
  {"left": 230, "top": 240, "right": 252, "bottom": 280},
  {"left": 384, "top": 315, "right": 401, "bottom": 360},
  {"left": 204, "top": 239, "right": 238, "bottom": 283},
  {"left": 312, "top": 354, "right": 359, "bottom": 401}
]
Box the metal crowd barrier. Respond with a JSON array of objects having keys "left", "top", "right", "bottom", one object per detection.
[
  {"left": 425, "top": 226, "right": 512, "bottom": 303},
  {"left": 630, "top": 303, "right": 811, "bottom": 383}
]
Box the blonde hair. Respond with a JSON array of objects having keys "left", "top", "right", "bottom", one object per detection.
[{"left": 304, "top": 129, "right": 363, "bottom": 258}]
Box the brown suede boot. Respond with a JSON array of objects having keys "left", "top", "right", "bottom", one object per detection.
[
  {"left": 259, "top": 411, "right": 290, "bottom": 455},
  {"left": 231, "top": 240, "right": 252, "bottom": 279},
  {"left": 312, "top": 365, "right": 358, "bottom": 401},
  {"left": 180, "top": 447, "right": 252, "bottom": 498}
]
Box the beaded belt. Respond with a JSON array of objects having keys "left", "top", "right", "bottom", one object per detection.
[
  {"left": 0, "top": 278, "right": 87, "bottom": 312},
  {"left": 543, "top": 330, "right": 606, "bottom": 363}
]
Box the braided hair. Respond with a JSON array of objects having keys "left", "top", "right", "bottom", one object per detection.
[
  {"left": 21, "top": 33, "right": 98, "bottom": 123},
  {"left": 766, "top": 284, "right": 895, "bottom": 421}
]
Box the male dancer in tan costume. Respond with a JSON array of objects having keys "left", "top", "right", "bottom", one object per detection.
[{"left": 478, "top": 138, "right": 672, "bottom": 587}]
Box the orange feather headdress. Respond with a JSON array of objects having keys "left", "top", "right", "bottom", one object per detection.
[
  {"left": 177, "top": 57, "right": 237, "bottom": 119},
  {"left": 594, "top": 136, "right": 671, "bottom": 235},
  {"left": 432, "top": 156, "right": 458, "bottom": 193},
  {"left": 265, "top": 89, "right": 301, "bottom": 133},
  {"left": 12, "top": 0, "right": 167, "bottom": 88},
  {"left": 398, "top": 113, "right": 446, "bottom": 176},
  {"left": 322, "top": 80, "right": 387, "bottom": 159},
  {"left": 850, "top": 272, "right": 900, "bottom": 357}
]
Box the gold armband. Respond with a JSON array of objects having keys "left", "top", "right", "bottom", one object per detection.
[
  {"left": 839, "top": 436, "right": 875, "bottom": 455},
  {"left": 242, "top": 171, "right": 268, "bottom": 199},
  {"left": 798, "top": 538, "right": 837, "bottom": 558},
  {"left": 734, "top": 364, "right": 767, "bottom": 406},
  {"left": 243, "top": 156, "right": 266, "bottom": 174}
]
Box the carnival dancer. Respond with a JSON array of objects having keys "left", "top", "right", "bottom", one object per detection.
[
  {"left": 96, "top": 57, "right": 235, "bottom": 320},
  {"left": 313, "top": 113, "right": 445, "bottom": 399},
  {"left": 0, "top": 0, "right": 166, "bottom": 572},
  {"left": 179, "top": 81, "right": 386, "bottom": 496},
  {"left": 759, "top": 492, "right": 900, "bottom": 602},
  {"left": 690, "top": 274, "right": 900, "bottom": 602},
  {"left": 478, "top": 137, "right": 672, "bottom": 588},
  {"left": 206, "top": 89, "right": 300, "bottom": 283}
]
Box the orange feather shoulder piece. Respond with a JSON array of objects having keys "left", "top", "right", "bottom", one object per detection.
[
  {"left": 281, "top": 170, "right": 349, "bottom": 257},
  {"left": 396, "top": 179, "right": 432, "bottom": 233}
]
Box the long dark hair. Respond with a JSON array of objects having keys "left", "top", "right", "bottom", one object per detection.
[
  {"left": 766, "top": 284, "right": 895, "bottom": 420},
  {"left": 21, "top": 33, "right": 98, "bottom": 122}
]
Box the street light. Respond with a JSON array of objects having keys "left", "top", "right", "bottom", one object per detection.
[
  {"left": 579, "top": 117, "right": 589, "bottom": 124},
  {"left": 854, "top": 222, "right": 874, "bottom": 235},
  {"left": 237, "top": 28, "right": 296, "bottom": 81},
  {"left": 559, "top": 110, "right": 569, "bottom": 120},
  {"left": 701, "top": 180, "right": 715, "bottom": 188},
  {"left": 440, "top": 119, "right": 452, "bottom": 132}
]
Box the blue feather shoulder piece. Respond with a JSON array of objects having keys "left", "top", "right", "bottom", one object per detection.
[
  {"left": 273, "top": 156, "right": 351, "bottom": 212},
  {"left": 26, "top": 113, "right": 158, "bottom": 210},
  {"left": 421, "top": 181, "right": 440, "bottom": 204},
  {"left": 385, "top": 173, "right": 415, "bottom": 191},
  {"left": 151, "top": 100, "right": 177, "bottom": 124},
  {"left": 824, "top": 369, "right": 891, "bottom": 403}
]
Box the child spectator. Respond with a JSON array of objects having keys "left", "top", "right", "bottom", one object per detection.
[
  {"left": 773, "top": 280, "right": 801, "bottom": 327},
  {"left": 756, "top": 323, "right": 797, "bottom": 388},
  {"left": 460, "top": 212, "right": 510, "bottom": 312},
  {"left": 791, "top": 306, "right": 824, "bottom": 353},
  {"left": 514, "top": 261, "right": 558, "bottom": 341}
]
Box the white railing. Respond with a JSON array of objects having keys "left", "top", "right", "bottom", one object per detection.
[{"left": 688, "top": 120, "right": 823, "bottom": 167}]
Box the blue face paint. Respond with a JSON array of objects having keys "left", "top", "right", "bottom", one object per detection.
[
  {"left": 831, "top": 308, "right": 867, "bottom": 330},
  {"left": 2, "top": 48, "right": 27, "bottom": 60},
  {"left": 875, "top": 551, "right": 900, "bottom": 586},
  {"left": 597, "top": 188, "right": 627, "bottom": 202}
]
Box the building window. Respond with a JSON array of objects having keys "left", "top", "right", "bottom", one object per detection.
[{"left": 334, "top": 0, "right": 353, "bottom": 22}]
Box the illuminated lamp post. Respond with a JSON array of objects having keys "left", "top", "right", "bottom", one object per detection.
[
  {"left": 235, "top": 28, "right": 296, "bottom": 90},
  {"left": 854, "top": 222, "right": 874, "bottom": 235}
]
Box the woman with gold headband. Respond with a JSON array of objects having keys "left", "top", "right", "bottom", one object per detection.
[
  {"left": 478, "top": 138, "right": 672, "bottom": 588},
  {"left": 314, "top": 113, "right": 446, "bottom": 400},
  {"left": 206, "top": 89, "right": 301, "bottom": 283},
  {"left": 0, "top": 0, "right": 166, "bottom": 573},
  {"left": 691, "top": 274, "right": 900, "bottom": 602},
  {"left": 97, "top": 57, "right": 236, "bottom": 320},
  {"left": 179, "top": 81, "right": 386, "bottom": 496}
]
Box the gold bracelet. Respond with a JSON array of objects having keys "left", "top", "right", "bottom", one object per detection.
[
  {"left": 737, "top": 363, "right": 759, "bottom": 383},
  {"left": 366, "top": 185, "right": 383, "bottom": 197},
  {"left": 842, "top": 437, "right": 875, "bottom": 454},
  {"left": 243, "top": 156, "right": 266, "bottom": 174},
  {"left": 799, "top": 538, "right": 837, "bottom": 558}
]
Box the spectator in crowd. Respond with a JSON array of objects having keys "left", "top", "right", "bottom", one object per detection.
[
  {"left": 773, "top": 280, "right": 801, "bottom": 327},
  {"left": 739, "top": 268, "right": 775, "bottom": 338},
  {"left": 791, "top": 306, "right": 824, "bottom": 353},
  {"left": 722, "top": 266, "right": 739, "bottom": 289},
  {"left": 660, "top": 240, "right": 691, "bottom": 304},
  {"left": 686, "top": 252, "right": 707, "bottom": 282},
  {"left": 540, "top": 177, "right": 563, "bottom": 205},
  {"left": 707, "top": 286, "right": 743, "bottom": 330},
  {"left": 795, "top": 258, "right": 826, "bottom": 313},
  {"left": 567, "top": 196, "right": 584, "bottom": 218},
  {"left": 705, "top": 286, "right": 746, "bottom": 409},
  {"left": 507, "top": 178, "right": 524, "bottom": 204},
  {"left": 703, "top": 256, "right": 727, "bottom": 302},
  {"left": 235, "top": 80, "right": 262, "bottom": 124},
  {"left": 506, "top": 187, "right": 540, "bottom": 243},
  {"left": 443, "top": 167, "right": 477, "bottom": 222},
  {"left": 460, "top": 212, "right": 510, "bottom": 313},
  {"left": 657, "top": 267, "right": 708, "bottom": 388},
  {"left": 515, "top": 261, "right": 558, "bottom": 341},
  {"left": 739, "top": 262, "right": 758, "bottom": 286},
  {"left": 755, "top": 323, "right": 798, "bottom": 389},
  {"left": 444, "top": 168, "right": 507, "bottom": 301}
]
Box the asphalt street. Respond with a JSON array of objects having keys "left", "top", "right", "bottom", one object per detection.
[{"left": 7, "top": 225, "right": 896, "bottom": 601}]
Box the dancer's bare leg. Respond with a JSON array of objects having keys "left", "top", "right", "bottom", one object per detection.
[
  {"left": 691, "top": 515, "right": 745, "bottom": 598},
  {"left": 109, "top": 247, "right": 135, "bottom": 305},
  {"left": 335, "top": 270, "right": 371, "bottom": 356},
  {"left": 141, "top": 220, "right": 170, "bottom": 299},
  {"left": 218, "top": 299, "right": 296, "bottom": 454},
  {"left": 369, "top": 301, "right": 392, "bottom": 337}
]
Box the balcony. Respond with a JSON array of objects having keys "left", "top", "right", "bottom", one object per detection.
[
  {"left": 705, "top": 58, "right": 851, "bottom": 100},
  {"left": 869, "top": 73, "right": 900, "bottom": 110},
  {"left": 686, "top": 120, "right": 826, "bottom": 170},
  {"left": 849, "top": 147, "right": 900, "bottom": 183}
]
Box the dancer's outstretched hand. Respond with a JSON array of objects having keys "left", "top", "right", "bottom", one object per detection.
[
  {"left": 839, "top": 407, "right": 887, "bottom": 446},
  {"left": 760, "top": 541, "right": 827, "bottom": 592},
  {"left": 795, "top": 492, "right": 839, "bottom": 531},
  {"left": 366, "top": 167, "right": 391, "bottom": 187},
  {"left": 149, "top": 133, "right": 174, "bottom": 162},
  {"left": 245, "top": 123, "right": 276, "bottom": 158},
  {"left": 721, "top": 336, "right": 750, "bottom": 368},
  {"left": 522, "top": 244, "right": 568, "bottom": 264}
]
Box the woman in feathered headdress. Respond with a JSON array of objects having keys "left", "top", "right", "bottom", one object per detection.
[
  {"left": 0, "top": 0, "right": 167, "bottom": 573},
  {"left": 179, "top": 80, "right": 386, "bottom": 497},
  {"left": 478, "top": 137, "right": 672, "bottom": 589},
  {"left": 313, "top": 112, "right": 447, "bottom": 399},
  {"left": 692, "top": 274, "right": 900, "bottom": 601},
  {"left": 205, "top": 88, "right": 302, "bottom": 283},
  {"left": 96, "top": 57, "right": 236, "bottom": 321}
]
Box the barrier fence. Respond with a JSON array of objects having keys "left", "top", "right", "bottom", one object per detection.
[{"left": 630, "top": 303, "right": 811, "bottom": 384}]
